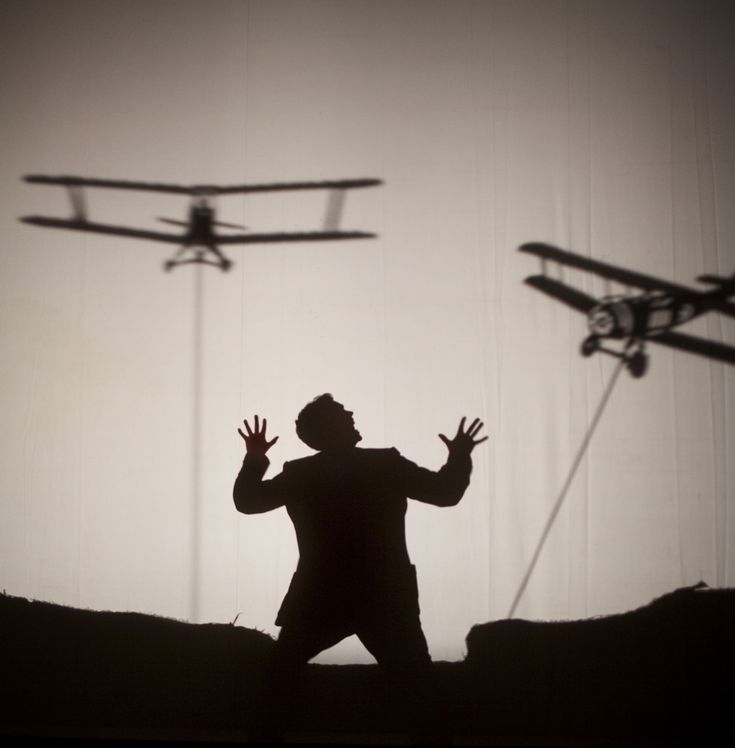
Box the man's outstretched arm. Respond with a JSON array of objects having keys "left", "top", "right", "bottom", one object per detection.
[
  {"left": 233, "top": 415, "right": 286, "bottom": 514},
  {"left": 400, "top": 417, "right": 488, "bottom": 507}
]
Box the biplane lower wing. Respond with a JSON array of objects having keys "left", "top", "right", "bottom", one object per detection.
[
  {"left": 21, "top": 216, "right": 182, "bottom": 243},
  {"left": 22, "top": 217, "right": 377, "bottom": 246},
  {"left": 648, "top": 330, "right": 735, "bottom": 365},
  {"left": 524, "top": 275, "right": 598, "bottom": 313},
  {"left": 519, "top": 243, "right": 693, "bottom": 296}
]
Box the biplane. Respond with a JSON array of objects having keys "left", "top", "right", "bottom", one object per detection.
[
  {"left": 21, "top": 175, "right": 382, "bottom": 271},
  {"left": 520, "top": 242, "right": 735, "bottom": 377}
]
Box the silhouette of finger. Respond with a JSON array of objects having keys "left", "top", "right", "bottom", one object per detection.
[
  {"left": 243, "top": 419, "right": 254, "bottom": 436},
  {"left": 262, "top": 418, "right": 268, "bottom": 438},
  {"left": 467, "top": 417, "right": 481, "bottom": 435},
  {"left": 473, "top": 435, "right": 489, "bottom": 445},
  {"left": 456, "top": 417, "right": 466, "bottom": 436},
  {"left": 438, "top": 433, "right": 449, "bottom": 446},
  {"left": 254, "top": 414, "right": 260, "bottom": 433},
  {"left": 237, "top": 428, "right": 247, "bottom": 440},
  {"left": 266, "top": 436, "right": 279, "bottom": 449}
]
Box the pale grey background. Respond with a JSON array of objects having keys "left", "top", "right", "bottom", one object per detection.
[{"left": 1, "top": 0, "right": 733, "bottom": 663}]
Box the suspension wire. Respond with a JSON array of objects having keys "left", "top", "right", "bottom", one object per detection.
[
  {"left": 507, "top": 357, "right": 627, "bottom": 619},
  {"left": 190, "top": 263, "right": 204, "bottom": 622},
  {"left": 234, "top": 0, "right": 252, "bottom": 626}
]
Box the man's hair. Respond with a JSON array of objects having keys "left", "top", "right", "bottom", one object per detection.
[{"left": 295, "top": 393, "right": 336, "bottom": 450}]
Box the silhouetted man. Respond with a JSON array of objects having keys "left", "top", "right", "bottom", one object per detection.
[{"left": 233, "top": 394, "right": 487, "bottom": 739}]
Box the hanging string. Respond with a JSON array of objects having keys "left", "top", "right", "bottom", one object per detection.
[
  {"left": 190, "top": 263, "right": 204, "bottom": 622},
  {"left": 234, "top": 0, "right": 252, "bottom": 626},
  {"left": 507, "top": 356, "right": 627, "bottom": 619}
]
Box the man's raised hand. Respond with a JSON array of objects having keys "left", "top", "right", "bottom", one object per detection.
[
  {"left": 439, "top": 417, "right": 488, "bottom": 457},
  {"left": 238, "top": 415, "right": 279, "bottom": 458}
]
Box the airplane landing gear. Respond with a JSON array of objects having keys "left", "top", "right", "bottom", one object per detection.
[
  {"left": 581, "top": 336, "right": 599, "bottom": 357},
  {"left": 163, "top": 245, "right": 232, "bottom": 272},
  {"left": 580, "top": 336, "right": 649, "bottom": 377},
  {"left": 623, "top": 341, "right": 648, "bottom": 378},
  {"left": 626, "top": 350, "right": 648, "bottom": 378}
]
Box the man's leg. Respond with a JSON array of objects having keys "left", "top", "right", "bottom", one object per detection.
[
  {"left": 251, "top": 619, "right": 352, "bottom": 741},
  {"left": 356, "top": 613, "right": 448, "bottom": 744}
]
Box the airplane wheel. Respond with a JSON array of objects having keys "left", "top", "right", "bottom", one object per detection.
[
  {"left": 581, "top": 337, "right": 599, "bottom": 357},
  {"left": 627, "top": 351, "right": 648, "bottom": 378}
]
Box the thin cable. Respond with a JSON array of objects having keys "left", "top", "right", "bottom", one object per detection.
[
  {"left": 233, "top": 0, "right": 252, "bottom": 626},
  {"left": 191, "top": 263, "right": 204, "bottom": 621},
  {"left": 507, "top": 357, "right": 626, "bottom": 619}
]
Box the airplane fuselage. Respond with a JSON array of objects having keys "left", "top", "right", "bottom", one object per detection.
[
  {"left": 186, "top": 204, "right": 217, "bottom": 245},
  {"left": 587, "top": 293, "right": 702, "bottom": 340}
]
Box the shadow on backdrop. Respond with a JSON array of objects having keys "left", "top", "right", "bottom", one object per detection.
[
  {"left": 20, "top": 173, "right": 385, "bottom": 624},
  {"left": 509, "top": 242, "right": 735, "bottom": 618},
  {"left": 520, "top": 242, "right": 735, "bottom": 377},
  {"left": 21, "top": 173, "right": 383, "bottom": 271},
  {"left": 233, "top": 395, "right": 487, "bottom": 742}
]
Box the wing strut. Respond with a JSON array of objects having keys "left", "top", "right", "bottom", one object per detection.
[
  {"left": 323, "top": 188, "right": 346, "bottom": 232},
  {"left": 67, "top": 186, "right": 86, "bottom": 221}
]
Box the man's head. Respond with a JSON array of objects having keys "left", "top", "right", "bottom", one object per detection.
[{"left": 295, "top": 394, "right": 362, "bottom": 451}]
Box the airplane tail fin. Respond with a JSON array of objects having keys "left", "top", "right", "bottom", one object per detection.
[
  {"left": 697, "top": 272, "right": 735, "bottom": 290},
  {"left": 698, "top": 272, "right": 735, "bottom": 317},
  {"left": 697, "top": 273, "right": 735, "bottom": 310}
]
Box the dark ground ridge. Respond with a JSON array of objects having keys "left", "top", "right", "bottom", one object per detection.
[{"left": 1, "top": 583, "right": 733, "bottom": 746}]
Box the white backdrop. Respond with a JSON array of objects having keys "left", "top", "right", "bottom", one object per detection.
[{"left": 1, "top": 0, "right": 733, "bottom": 664}]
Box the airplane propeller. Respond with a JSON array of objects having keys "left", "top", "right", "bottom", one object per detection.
[{"left": 212, "top": 220, "right": 248, "bottom": 230}]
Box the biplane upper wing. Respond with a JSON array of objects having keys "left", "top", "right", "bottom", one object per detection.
[
  {"left": 519, "top": 243, "right": 694, "bottom": 296},
  {"left": 216, "top": 230, "right": 376, "bottom": 244},
  {"left": 648, "top": 330, "right": 735, "bottom": 365},
  {"left": 214, "top": 178, "right": 382, "bottom": 194},
  {"left": 25, "top": 175, "right": 197, "bottom": 195},
  {"left": 524, "top": 275, "right": 599, "bottom": 313},
  {"left": 21, "top": 216, "right": 182, "bottom": 243},
  {"left": 24, "top": 175, "right": 382, "bottom": 195}
]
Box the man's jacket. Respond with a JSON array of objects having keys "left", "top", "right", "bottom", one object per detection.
[{"left": 233, "top": 446, "right": 472, "bottom": 626}]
